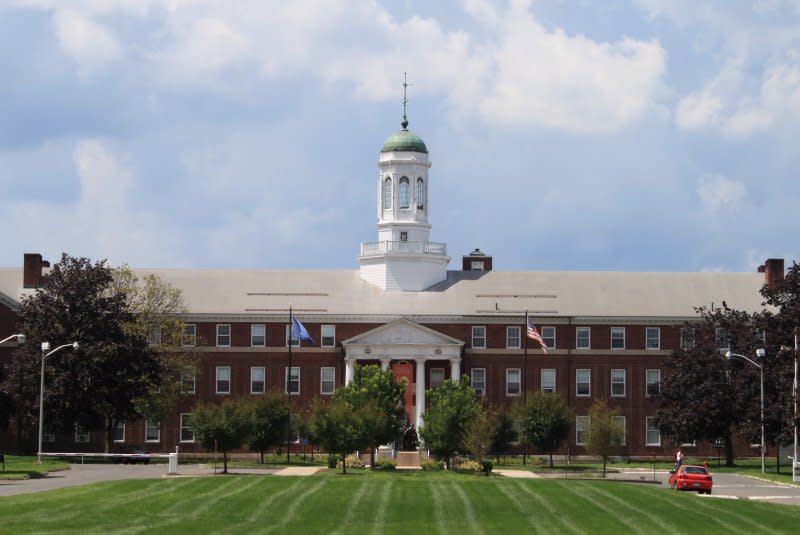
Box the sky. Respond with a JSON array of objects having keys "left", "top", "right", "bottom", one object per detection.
[{"left": 1, "top": 0, "right": 799, "bottom": 273}]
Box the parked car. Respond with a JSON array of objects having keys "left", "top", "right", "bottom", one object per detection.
[
  {"left": 668, "top": 465, "right": 712, "bottom": 494},
  {"left": 113, "top": 445, "right": 151, "bottom": 464}
]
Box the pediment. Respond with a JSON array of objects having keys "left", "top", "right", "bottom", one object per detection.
[{"left": 342, "top": 318, "right": 463, "bottom": 348}]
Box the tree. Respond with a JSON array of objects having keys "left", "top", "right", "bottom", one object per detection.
[
  {"left": 462, "top": 406, "right": 498, "bottom": 463},
  {"left": 190, "top": 399, "right": 253, "bottom": 474},
  {"left": 514, "top": 391, "right": 572, "bottom": 467},
  {"left": 489, "top": 409, "right": 517, "bottom": 464},
  {"left": 248, "top": 390, "right": 291, "bottom": 464},
  {"left": 418, "top": 377, "right": 480, "bottom": 469},
  {"left": 308, "top": 398, "right": 371, "bottom": 474},
  {"left": 334, "top": 365, "right": 406, "bottom": 468},
  {"left": 585, "top": 400, "right": 625, "bottom": 477},
  {"left": 3, "top": 254, "right": 163, "bottom": 453}
]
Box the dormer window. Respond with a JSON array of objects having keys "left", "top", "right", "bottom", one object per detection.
[
  {"left": 383, "top": 177, "right": 392, "bottom": 209},
  {"left": 399, "top": 177, "right": 410, "bottom": 208},
  {"left": 416, "top": 177, "right": 425, "bottom": 209}
]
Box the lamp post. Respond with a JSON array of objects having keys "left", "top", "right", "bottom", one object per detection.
[
  {"left": 38, "top": 341, "right": 79, "bottom": 464},
  {"left": 0, "top": 334, "right": 26, "bottom": 345},
  {"left": 726, "top": 348, "right": 766, "bottom": 474}
]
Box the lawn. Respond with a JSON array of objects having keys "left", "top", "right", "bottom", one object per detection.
[
  {"left": 0, "top": 455, "right": 69, "bottom": 480},
  {"left": 1, "top": 470, "right": 799, "bottom": 534}
]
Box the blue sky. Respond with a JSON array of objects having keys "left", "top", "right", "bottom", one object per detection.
[{"left": 1, "top": 0, "right": 799, "bottom": 273}]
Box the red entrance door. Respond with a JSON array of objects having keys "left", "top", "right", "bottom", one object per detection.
[{"left": 392, "top": 361, "right": 414, "bottom": 424}]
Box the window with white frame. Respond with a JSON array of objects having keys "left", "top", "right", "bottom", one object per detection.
[
  {"left": 611, "top": 327, "right": 625, "bottom": 349},
  {"left": 541, "top": 368, "right": 556, "bottom": 394},
  {"left": 286, "top": 366, "right": 300, "bottom": 395},
  {"left": 251, "top": 366, "right": 265, "bottom": 394},
  {"left": 680, "top": 327, "right": 695, "bottom": 350},
  {"left": 753, "top": 328, "right": 766, "bottom": 345},
  {"left": 471, "top": 368, "right": 486, "bottom": 396},
  {"left": 576, "top": 416, "right": 590, "bottom": 445},
  {"left": 645, "top": 416, "right": 661, "bottom": 446},
  {"left": 183, "top": 324, "right": 196, "bottom": 346},
  {"left": 471, "top": 326, "right": 486, "bottom": 349},
  {"left": 321, "top": 325, "right": 336, "bottom": 348},
  {"left": 321, "top": 367, "right": 335, "bottom": 395},
  {"left": 430, "top": 368, "right": 445, "bottom": 389},
  {"left": 715, "top": 328, "right": 730, "bottom": 351},
  {"left": 216, "top": 324, "right": 231, "bottom": 347},
  {"left": 506, "top": 368, "right": 521, "bottom": 396},
  {"left": 506, "top": 326, "right": 521, "bottom": 349},
  {"left": 113, "top": 421, "right": 125, "bottom": 443},
  {"left": 399, "top": 177, "right": 410, "bottom": 208},
  {"left": 181, "top": 369, "right": 196, "bottom": 394},
  {"left": 615, "top": 415, "right": 626, "bottom": 445},
  {"left": 383, "top": 177, "right": 392, "bottom": 209},
  {"left": 576, "top": 369, "right": 591, "bottom": 397},
  {"left": 611, "top": 369, "right": 626, "bottom": 397},
  {"left": 251, "top": 324, "right": 266, "bottom": 347},
  {"left": 646, "top": 369, "right": 661, "bottom": 397},
  {"left": 285, "top": 325, "right": 300, "bottom": 347},
  {"left": 74, "top": 424, "right": 90, "bottom": 443},
  {"left": 416, "top": 177, "right": 425, "bottom": 209},
  {"left": 646, "top": 327, "right": 660, "bottom": 350},
  {"left": 145, "top": 420, "right": 160, "bottom": 443},
  {"left": 180, "top": 413, "right": 194, "bottom": 443},
  {"left": 216, "top": 366, "right": 231, "bottom": 394},
  {"left": 541, "top": 326, "right": 556, "bottom": 350},
  {"left": 576, "top": 327, "right": 591, "bottom": 349}
]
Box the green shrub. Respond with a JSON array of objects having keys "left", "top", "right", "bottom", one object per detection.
[
  {"left": 455, "top": 460, "right": 481, "bottom": 472},
  {"left": 327, "top": 455, "right": 338, "bottom": 469},
  {"left": 336, "top": 455, "right": 365, "bottom": 470},
  {"left": 420, "top": 459, "right": 444, "bottom": 471},
  {"left": 374, "top": 458, "right": 397, "bottom": 470},
  {"left": 480, "top": 460, "right": 493, "bottom": 474}
]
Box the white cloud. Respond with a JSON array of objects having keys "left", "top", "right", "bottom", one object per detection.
[
  {"left": 697, "top": 174, "right": 746, "bottom": 211},
  {"left": 52, "top": 9, "right": 122, "bottom": 75}
]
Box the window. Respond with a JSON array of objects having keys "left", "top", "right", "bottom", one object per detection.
[
  {"left": 506, "top": 368, "right": 521, "bottom": 396},
  {"left": 470, "top": 261, "right": 484, "bottom": 271},
  {"left": 181, "top": 369, "right": 196, "bottom": 394},
  {"left": 321, "top": 325, "right": 336, "bottom": 348},
  {"left": 399, "top": 177, "right": 410, "bottom": 208},
  {"left": 645, "top": 416, "right": 661, "bottom": 446},
  {"left": 145, "top": 420, "right": 160, "bottom": 443},
  {"left": 646, "top": 369, "right": 661, "bottom": 397},
  {"left": 285, "top": 325, "right": 300, "bottom": 347},
  {"left": 321, "top": 367, "right": 335, "bottom": 395},
  {"left": 430, "top": 368, "right": 445, "bottom": 389},
  {"left": 576, "top": 416, "right": 590, "bottom": 445},
  {"left": 113, "top": 421, "right": 125, "bottom": 443},
  {"left": 251, "top": 324, "right": 266, "bottom": 347},
  {"left": 416, "top": 177, "right": 425, "bottom": 209},
  {"left": 74, "top": 424, "right": 90, "bottom": 443},
  {"left": 251, "top": 367, "right": 265, "bottom": 394},
  {"left": 400, "top": 231, "right": 408, "bottom": 242},
  {"left": 180, "top": 413, "right": 194, "bottom": 443},
  {"left": 216, "top": 366, "right": 231, "bottom": 394},
  {"left": 472, "top": 326, "right": 486, "bottom": 349},
  {"left": 471, "top": 368, "right": 486, "bottom": 396},
  {"left": 615, "top": 416, "right": 626, "bottom": 446},
  {"left": 611, "top": 327, "right": 625, "bottom": 349},
  {"left": 506, "top": 326, "right": 521, "bottom": 349},
  {"left": 383, "top": 177, "right": 392, "bottom": 209},
  {"left": 680, "top": 327, "right": 695, "bottom": 350},
  {"left": 541, "top": 326, "right": 556, "bottom": 349},
  {"left": 576, "top": 327, "right": 590, "bottom": 349},
  {"left": 286, "top": 366, "right": 300, "bottom": 395},
  {"left": 541, "top": 369, "right": 556, "bottom": 393},
  {"left": 147, "top": 325, "right": 162, "bottom": 346},
  {"left": 646, "top": 327, "right": 660, "bottom": 350},
  {"left": 715, "top": 328, "right": 730, "bottom": 351},
  {"left": 183, "top": 324, "right": 196, "bottom": 346},
  {"left": 611, "top": 369, "right": 626, "bottom": 397},
  {"left": 216, "top": 324, "right": 231, "bottom": 347},
  {"left": 576, "top": 369, "right": 591, "bottom": 397}
]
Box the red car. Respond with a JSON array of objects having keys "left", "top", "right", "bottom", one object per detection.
[{"left": 669, "top": 465, "right": 713, "bottom": 494}]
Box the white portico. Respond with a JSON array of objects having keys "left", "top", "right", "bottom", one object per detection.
[{"left": 341, "top": 318, "right": 464, "bottom": 430}]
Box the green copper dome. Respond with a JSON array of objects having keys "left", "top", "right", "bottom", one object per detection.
[{"left": 381, "top": 128, "right": 428, "bottom": 154}]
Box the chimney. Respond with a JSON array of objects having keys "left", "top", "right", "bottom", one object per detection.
[
  {"left": 23, "top": 253, "right": 49, "bottom": 288},
  {"left": 758, "top": 258, "right": 784, "bottom": 289},
  {"left": 462, "top": 248, "right": 492, "bottom": 272}
]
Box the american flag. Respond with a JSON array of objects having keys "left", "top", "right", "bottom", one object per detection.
[{"left": 527, "top": 318, "right": 548, "bottom": 354}]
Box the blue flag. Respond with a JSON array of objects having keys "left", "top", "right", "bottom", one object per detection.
[{"left": 291, "top": 317, "right": 315, "bottom": 344}]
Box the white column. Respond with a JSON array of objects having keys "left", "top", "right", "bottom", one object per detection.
[
  {"left": 450, "top": 357, "right": 461, "bottom": 382},
  {"left": 381, "top": 357, "right": 391, "bottom": 371},
  {"left": 345, "top": 357, "right": 355, "bottom": 385},
  {"left": 415, "top": 358, "right": 426, "bottom": 430}
]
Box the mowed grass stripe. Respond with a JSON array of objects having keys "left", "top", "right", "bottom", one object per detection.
[
  {"left": 370, "top": 479, "right": 394, "bottom": 535},
  {"left": 428, "top": 480, "right": 448, "bottom": 535},
  {"left": 329, "top": 480, "right": 381, "bottom": 535},
  {"left": 448, "top": 480, "right": 484, "bottom": 535},
  {"left": 514, "top": 480, "right": 586, "bottom": 535},
  {"left": 551, "top": 480, "right": 645, "bottom": 534},
  {"left": 659, "top": 490, "right": 784, "bottom": 535},
  {"left": 494, "top": 480, "right": 547, "bottom": 535},
  {"left": 216, "top": 477, "right": 306, "bottom": 534},
  {"left": 580, "top": 484, "right": 679, "bottom": 535},
  {"left": 260, "top": 478, "right": 328, "bottom": 534}
]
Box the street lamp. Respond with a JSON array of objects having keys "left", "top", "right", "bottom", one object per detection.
[
  {"left": 0, "top": 334, "right": 26, "bottom": 345},
  {"left": 726, "top": 348, "right": 766, "bottom": 474},
  {"left": 38, "top": 341, "right": 79, "bottom": 464}
]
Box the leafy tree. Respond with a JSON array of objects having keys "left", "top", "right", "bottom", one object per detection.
[
  {"left": 489, "top": 409, "right": 517, "bottom": 464},
  {"left": 3, "top": 254, "right": 162, "bottom": 453},
  {"left": 308, "top": 398, "right": 371, "bottom": 474},
  {"left": 418, "top": 377, "right": 480, "bottom": 469},
  {"left": 334, "top": 365, "right": 405, "bottom": 468},
  {"left": 191, "top": 399, "right": 253, "bottom": 473},
  {"left": 462, "top": 406, "right": 498, "bottom": 463},
  {"left": 248, "top": 390, "right": 291, "bottom": 464},
  {"left": 514, "top": 391, "right": 572, "bottom": 467},
  {"left": 585, "top": 400, "right": 625, "bottom": 477}
]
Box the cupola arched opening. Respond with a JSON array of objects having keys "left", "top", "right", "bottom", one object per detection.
[
  {"left": 399, "top": 177, "right": 410, "bottom": 209},
  {"left": 416, "top": 177, "right": 425, "bottom": 210},
  {"left": 383, "top": 177, "right": 392, "bottom": 210}
]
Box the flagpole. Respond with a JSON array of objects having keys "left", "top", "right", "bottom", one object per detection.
[
  {"left": 287, "top": 305, "right": 292, "bottom": 465},
  {"left": 523, "top": 309, "right": 528, "bottom": 466}
]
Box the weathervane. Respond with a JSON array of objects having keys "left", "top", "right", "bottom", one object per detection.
[{"left": 402, "top": 72, "right": 412, "bottom": 129}]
